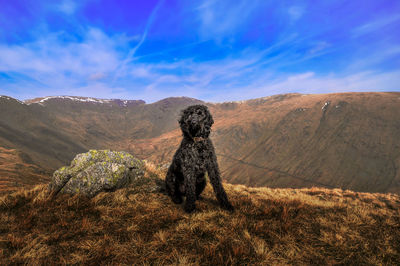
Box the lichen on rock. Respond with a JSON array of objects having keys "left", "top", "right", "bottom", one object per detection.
[{"left": 48, "top": 150, "right": 145, "bottom": 198}]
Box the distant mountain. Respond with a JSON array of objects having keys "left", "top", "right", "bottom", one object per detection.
[
  {"left": 116, "top": 92, "right": 400, "bottom": 194},
  {"left": 0, "top": 92, "right": 399, "bottom": 194},
  {"left": 211, "top": 92, "right": 400, "bottom": 194},
  {"left": 0, "top": 95, "right": 203, "bottom": 193},
  {"left": 25, "top": 95, "right": 145, "bottom": 107}
]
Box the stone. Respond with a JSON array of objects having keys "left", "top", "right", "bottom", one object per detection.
[{"left": 48, "top": 150, "right": 145, "bottom": 198}]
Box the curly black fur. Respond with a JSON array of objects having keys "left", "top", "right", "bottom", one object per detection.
[{"left": 165, "top": 104, "right": 234, "bottom": 213}]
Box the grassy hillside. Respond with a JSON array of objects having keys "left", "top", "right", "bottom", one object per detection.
[
  {"left": 0, "top": 147, "right": 49, "bottom": 195},
  {"left": 0, "top": 96, "right": 202, "bottom": 191},
  {"left": 0, "top": 96, "right": 88, "bottom": 172},
  {"left": 1, "top": 92, "right": 400, "bottom": 194},
  {"left": 131, "top": 92, "right": 400, "bottom": 194},
  {"left": 0, "top": 162, "right": 399, "bottom": 265}
]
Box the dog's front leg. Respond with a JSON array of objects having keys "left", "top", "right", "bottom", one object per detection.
[
  {"left": 183, "top": 167, "right": 196, "bottom": 213},
  {"left": 206, "top": 149, "right": 234, "bottom": 212},
  {"left": 165, "top": 167, "right": 183, "bottom": 204}
]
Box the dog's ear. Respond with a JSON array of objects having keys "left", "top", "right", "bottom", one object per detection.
[
  {"left": 178, "top": 109, "right": 190, "bottom": 135},
  {"left": 178, "top": 109, "right": 187, "bottom": 125},
  {"left": 179, "top": 116, "right": 186, "bottom": 127},
  {"left": 204, "top": 107, "right": 214, "bottom": 126}
]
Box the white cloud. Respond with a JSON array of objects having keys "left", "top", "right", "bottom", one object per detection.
[
  {"left": 115, "top": 0, "right": 165, "bottom": 80},
  {"left": 88, "top": 72, "right": 107, "bottom": 81},
  {"left": 287, "top": 72, "right": 315, "bottom": 81},
  {"left": 0, "top": 23, "right": 398, "bottom": 103},
  {"left": 0, "top": 28, "right": 123, "bottom": 100},
  {"left": 288, "top": 6, "right": 305, "bottom": 21},
  {"left": 345, "top": 45, "right": 400, "bottom": 72},
  {"left": 200, "top": 70, "right": 400, "bottom": 103},
  {"left": 353, "top": 14, "right": 400, "bottom": 37},
  {"left": 58, "top": 0, "right": 77, "bottom": 15},
  {"left": 131, "top": 67, "right": 154, "bottom": 78},
  {"left": 308, "top": 41, "right": 330, "bottom": 55},
  {"left": 0, "top": 28, "right": 121, "bottom": 75},
  {"left": 195, "top": 0, "right": 261, "bottom": 40}
]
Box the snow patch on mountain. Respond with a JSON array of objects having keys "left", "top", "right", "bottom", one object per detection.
[
  {"left": 38, "top": 96, "right": 113, "bottom": 104},
  {"left": 0, "top": 95, "right": 26, "bottom": 105},
  {"left": 322, "top": 101, "right": 331, "bottom": 111},
  {"left": 24, "top": 96, "right": 145, "bottom": 107}
]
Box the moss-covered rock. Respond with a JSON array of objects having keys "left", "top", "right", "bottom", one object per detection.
[{"left": 48, "top": 150, "right": 145, "bottom": 197}]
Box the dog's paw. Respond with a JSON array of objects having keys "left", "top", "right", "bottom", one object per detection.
[
  {"left": 184, "top": 203, "right": 196, "bottom": 213},
  {"left": 171, "top": 195, "right": 183, "bottom": 204},
  {"left": 221, "top": 202, "right": 234, "bottom": 212}
]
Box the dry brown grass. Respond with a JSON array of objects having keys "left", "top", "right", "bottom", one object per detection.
[
  {"left": 0, "top": 147, "right": 50, "bottom": 195},
  {"left": 0, "top": 162, "right": 399, "bottom": 265}
]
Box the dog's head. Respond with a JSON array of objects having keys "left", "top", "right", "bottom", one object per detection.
[{"left": 179, "top": 105, "right": 214, "bottom": 140}]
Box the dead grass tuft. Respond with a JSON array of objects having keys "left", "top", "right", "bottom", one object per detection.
[{"left": 0, "top": 169, "right": 399, "bottom": 265}]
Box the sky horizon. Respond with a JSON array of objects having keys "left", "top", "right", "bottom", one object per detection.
[{"left": 0, "top": 0, "right": 399, "bottom": 103}]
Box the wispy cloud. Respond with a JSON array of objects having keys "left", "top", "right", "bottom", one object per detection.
[
  {"left": 260, "top": 70, "right": 400, "bottom": 97},
  {"left": 198, "top": 70, "right": 400, "bottom": 103},
  {"left": 195, "top": 0, "right": 262, "bottom": 41},
  {"left": 114, "top": 0, "right": 166, "bottom": 80},
  {"left": 345, "top": 45, "right": 400, "bottom": 72},
  {"left": 353, "top": 14, "right": 400, "bottom": 37},
  {"left": 308, "top": 41, "right": 330, "bottom": 55},
  {"left": 57, "top": 0, "right": 78, "bottom": 15},
  {"left": 288, "top": 6, "right": 305, "bottom": 21},
  {"left": 0, "top": 28, "right": 123, "bottom": 99},
  {"left": 0, "top": 1, "right": 399, "bottom": 103},
  {"left": 125, "top": 50, "right": 400, "bottom": 103},
  {"left": 0, "top": 23, "right": 398, "bottom": 103}
]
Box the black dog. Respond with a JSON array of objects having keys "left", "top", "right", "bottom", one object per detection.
[{"left": 165, "top": 104, "right": 234, "bottom": 213}]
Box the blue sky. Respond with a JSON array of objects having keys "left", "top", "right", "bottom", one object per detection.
[{"left": 0, "top": 0, "right": 399, "bottom": 103}]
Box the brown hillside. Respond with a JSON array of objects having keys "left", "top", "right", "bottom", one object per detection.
[
  {"left": 125, "top": 92, "right": 400, "bottom": 194},
  {"left": 0, "top": 163, "right": 399, "bottom": 264},
  {"left": 0, "top": 92, "right": 399, "bottom": 194},
  {"left": 0, "top": 96, "right": 202, "bottom": 191},
  {"left": 0, "top": 147, "right": 49, "bottom": 195},
  {"left": 218, "top": 92, "right": 400, "bottom": 194}
]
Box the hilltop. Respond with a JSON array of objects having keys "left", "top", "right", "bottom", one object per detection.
[{"left": 0, "top": 162, "right": 399, "bottom": 264}]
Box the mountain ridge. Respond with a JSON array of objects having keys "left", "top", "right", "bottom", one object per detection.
[
  {"left": 1, "top": 92, "right": 399, "bottom": 194},
  {"left": 24, "top": 95, "right": 145, "bottom": 106}
]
